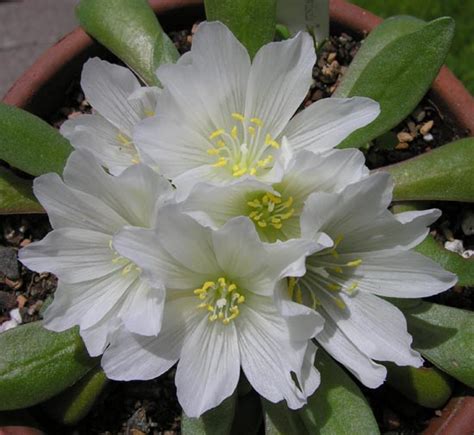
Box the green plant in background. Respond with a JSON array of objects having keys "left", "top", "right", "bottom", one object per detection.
[
  {"left": 350, "top": 0, "right": 474, "bottom": 93},
  {"left": 0, "top": 0, "right": 473, "bottom": 433}
]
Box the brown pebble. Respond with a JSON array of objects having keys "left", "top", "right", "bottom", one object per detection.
[
  {"left": 420, "top": 120, "right": 434, "bottom": 135},
  {"left": 327, "top": 52, "right": 337, "bottom": 63},
  {"left": 17, "top": 295, "right": 28, "bottom": 309},
  {"left": 407, "top": 121, "right": 417, "bottom": 135},
  {"left": 186, "top": 35, "right": 193, "bottom": 44},
  {"left": 383, "top": 408, "right": 401, "bottom": 430},
  {"left": 415, "top": 110, "right": 426, "bottom": 122},
  {"left": 397, "top": 131, "right": 414, "bottom": 142},
  {"left": 20, "top": 239, "right": 31, "bottom": 248},
  {"left": 5, "top": 277, "right": 22, "bottom": 290},
  {"left": 395, "top": 142, "right": 410, "bottom": 150},
  {"left": 191, "top": 23, "right": 199, "bottom": 34}
]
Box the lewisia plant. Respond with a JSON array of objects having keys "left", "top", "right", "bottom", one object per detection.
[{"left": 16, "top": 18, "right": 457, "bottom": 421}]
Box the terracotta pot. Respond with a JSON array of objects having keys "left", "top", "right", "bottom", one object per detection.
[{"left": 3, "top": 0, "right": 474, "bottom": 136}]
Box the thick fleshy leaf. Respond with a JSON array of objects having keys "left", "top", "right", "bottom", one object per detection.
[
  {"left": 263, "top": 399, "right": 307, "bottom": 434},
  {"left": 381, "top": 138, "right": 474, "bottom": 202},
  {"left": 0, "top": 322, "right": 97, "bottom": 410},
  {"left": 335, "top": 17, "right": 454, "bottom": 149},
  {"left": 181, "top": 391, "right": 237, "bottom": 435},
  {"left": 0, "top": 103, "right": 72, "bottom": 176},
  {"left": 398, "top": 300, "right": 474, "bottom": 388},
  {"left": 231, "top": 389, "right": 263, "bottom": 435},
  {"left": 76, "top": 0, "right": 179, "bottom": 86},
  {"left": 298, "top": 350, "right": 379, "bottom": 434},
  {"left": 43, "top": 366, "right": 108, "bottom": 425},
  {"left": 385, "top": 364, "right": 452, "bottom": 409},
  {"left": 334, "top": 16, "right": 424, "bottom": 97},
  {"left": 0, "top": 167, "right": 43, "bottom": 214},
  {"left": 204, "top": 0, "right": 277, "bottom": 58},
  {"left": 415, "top": 235, "right": 474, "bottom": 287}
]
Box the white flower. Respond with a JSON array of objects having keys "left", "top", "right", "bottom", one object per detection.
[
  {"left": 134, "top": 21, "right": 379, "bottom": 194},
  {"left": 61, "top": 58, "right": 160, "bottom": 175},
  {"left": 180, "top": 146, "right": 368, "bottom": 242},
  {"left": 101, "top": 207, "right": 332, "bottom": 417},
  {"left": 19, "top": 150, "right": 173, "bottom": 356},
  {"left": 296, "top": 173, "right": 457, "bottom": 388}
]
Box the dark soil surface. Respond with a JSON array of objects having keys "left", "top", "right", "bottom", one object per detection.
[{"left": 0, "top": 23, "right": 472, "bottom": 435}]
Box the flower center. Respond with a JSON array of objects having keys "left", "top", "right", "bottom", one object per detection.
[
  {"left": 193, "top": 277, "right": 245, "bottom": 325},
  {"left": 247, "top": 192, "right": 294, "bottom": 230},
  {"left": 207, "top": 113, "right": 280, "bottom": 177},
  {"left": 109, "top": 240, "right": 140, "bottom": 276}
]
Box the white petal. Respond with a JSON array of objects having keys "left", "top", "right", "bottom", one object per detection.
[
  {"left": 282, "top": 97, "right": 380, "bottom": 152},
  {"left": 245, "top": 32, "right": 315, "bottom": 138},
  {"left": 80, "top": 311, "right": 120, "bottom": 357},
  {"left": 156, "top": 21, "right": 250, "bottom": 135},
  {"left": 103, "top": 297, "right": 196, "bottom": 380},
  {"left": 337, "top": 250, "right": 457, "bottom": 298},
  {"left": 176, "top": 316, "right": 240, "bottom": 417},
  {"left": 280, "top": 148, "right": 368, "bottom": 205},
  {"left": 19, "top": 228, "right": 117, "bottom": 283},
  {"left": 113, "top": 226, "right": 208, "bottom": 290},
  {"left": 300, "top": 341, "right": 320, "bottom": 398},
  {"left": 316, "top": 314, "right": 387, "bottom": 388},
  {"left": 119, "top": 280, "right": 165, "bottom": 336},
  {"left": 33, "top": 173, "right": 127, "bottom": 233},
  {"left": 321, "top": 292, "right": 423, "bottom": 367},
  {"left": 238, "top": 295, "right": 310, "bottom": 409},
  {"left": 63, "top": 150, "right": 172, "bottom": 228},
  {"left": 300, "top": 173, "right": 393, "bottom": 240},
  {"left": 81, "top": 58, "right": 142, "bottom": 135},
  {"left": 61, "top": 114, "right": 137, "bottom": 175}
]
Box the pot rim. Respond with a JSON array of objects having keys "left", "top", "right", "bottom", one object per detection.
[{"left": 3, "top": 0, "right": 473, "bottom": 135}]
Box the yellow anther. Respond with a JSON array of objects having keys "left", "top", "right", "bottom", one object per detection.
[
  {"left": 218, "top": 277, "right": 226, "bottom": 286},
  {"left": 283, "top": 197, "right": 294, "bottom": 207},
  {"left": 212, "top": 157, "right": 228, "bottom": 167},
  {"left": 228, "top": 284, "right": 237, "bottom": 292},
  {"left": 131, "top": 157, "right": 140, "bottom": 164},
  {"left": 271, "top": 217, "right": 282, "bottom": 224},
  {"left": 265, "top": 133, "right": 280, "bottom": 149},
  {"left": 335, "top": 298, "right": 346, "bottom": 310},
  {"left": 121, "top": 263, "right": 134, "bottom": 275},
  {"left": 233, "top": 167, "right": 247, "bottom": 177},
  {"left": 346, "top": 282, "right": 359, "bottom": 294},
  {"left": 248, "top": 126, "right": 256, "bottom": 136},
  {"left": 203, "top": 281, "right": 215, "bottom": 291},
  {"left": 334, "top": 234, "right": 344, "bottom": 248},
  {"left": 332, "top": 266, "right": 344, "bottom": 274},
  {"left": 231, "top": 112, "right": 245, "bottom": 122},
  {"left": 249, "top": 168, "right": 257, "bottom": 176},
  {"left": 346, "top": 259, "right": 363, "bottom": 267},
  {"left": 193, "top": 288, "right": 206, "bottom": 295},
  {"left": 250, "top": 117, "right": 263, "bottom": 126},
  {"left": 197, "top": 303, "right": 208, "bottom": 309},
  {"left": 247, "top": 199, "right": 261, "bottom": 208},
  {"left": 231, "top": 125, "right": 238, "bottom": 139},
  {"left": 209, "top": 129, "right": 225, "bottom": 140},
  {"left": 272, "top": 223, "right": 283, "bottom": 229},
  {"left": 116, "top": 132, "right": 131, "bottom": 146},
  {"left": 257, "top": 221, "right": 267, "bottom": 228},
  {"left": 280, "top": 209, "right": 295, "bottom": 220},
  {"left": 266, "top": 192, "right": 281, "bottom": 204},
  {"left": 144, "top": 110, "right": 155, "bottom": 117},
  {"left": 237, "top": 295, "right": 245, "bottom": 304},
  {"left": 327, "top": 283, "right": 341, "bottom": 292},
  {"left": 217, "top": 140, "right": 226, "bottom": 148},
  {"left": 207, "top": 148, "right": 220, "bottom": 155}
]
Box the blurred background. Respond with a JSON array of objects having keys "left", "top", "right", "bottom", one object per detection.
[{"left": 0, "top": 0, "right": 473, "bottom": 97}]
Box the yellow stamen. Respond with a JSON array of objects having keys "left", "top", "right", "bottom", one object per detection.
[
  {"left": 346, "top": 259, "right": 363, "bottom": 267},
  {"left": 248, "top": 126, "right": 256, "bottom": 136},
  {"left": 231, "top": 125, "right": 238, "bottom": 139},
  {"left": 209, "top": 129, "right": 225, "bottom": 140},
  {"left": 250, "top": 117, "right": 263, "bottom": 126},
  {"left": 231, "top": 112, "right": 245, "bottom": 122},
  {"left": 207, "top": 148, "right": 220, "bottom": 155},
  {"left": 212, "top": 157, "right": 228, "bottom": 167}
]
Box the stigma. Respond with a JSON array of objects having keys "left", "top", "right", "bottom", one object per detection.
[{"left": 194, "top": 277, "right": 245, "bottom": 325}]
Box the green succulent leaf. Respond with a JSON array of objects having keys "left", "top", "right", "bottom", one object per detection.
[
  {"left": 43, "top": 366, "right": 108, "bottom": 426},
  {"left": 299, "top": 349, "right": 379, "bottom": 434},
  {"left": 336, "top": 17, "right": 454, "bottom": 149},
  {"left": 76, "top": 0, "right": 179, "bottom": 86},
  {"left": 181, "top": 391, "right": 237, "bottom": 435},
  {"left": 0, "top": 167, "right": 43, "bottom": 214},
  {"left": 415, "top": 235, "right": 474, "bottom": 287},
  {"left": 398, "top": 300, "right": 474, "bottom": 388},
  {"left": 0, "top": 322, "right": 97, "bottom": 411},
  {"left": 0, "top": 103, "right": 72, "bottom": 176},
  {"left": 231, "top": 390, "right": 262, "bottom": 435},
  {"left": 381, "top": 138, "right": 474, "bottom": 202},
  {"left": 263, "top": 350, "right": 379, "bottom": 434},
  {"left": 204, "top": 0, "right": 277, "bottom": 58},
  {"left": 385, "top": 363, "right": 452, "bottom": 409}
]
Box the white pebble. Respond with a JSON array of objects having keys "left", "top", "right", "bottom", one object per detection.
[
  {"left": 462, "top": 250, "right": 474, "bottom": 259},
  {"left": 444, "top": 239, "right": 464, "bottom": 254},
  {"left": 423, "top": 133, "right": 434, "bottom": 142},
  {"left": 461, "top": 211, "right": 474, "bottom": 236},
  {"left": 9, "top": 308, "right": 22, "bottom": 324},
  {"left": 0, "top": 319, "right": 18, "bottom": 333}
]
